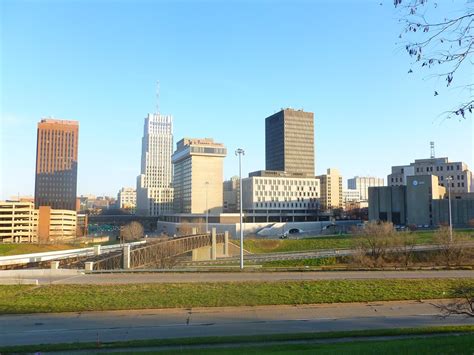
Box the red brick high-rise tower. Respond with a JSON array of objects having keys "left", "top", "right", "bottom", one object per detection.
[{"left": 34, "top": 119, "right": 79, "bottom": 211}]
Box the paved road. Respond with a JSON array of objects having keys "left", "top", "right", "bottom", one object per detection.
[
  {"left": 0, "top": 269, "right": 472, "bottom": 285},
  {"left": 1, "top": 300, "right": 473, "bottom": 347},
  {"left": 189, "top": 242, "right": 474, "bottom": 265}
]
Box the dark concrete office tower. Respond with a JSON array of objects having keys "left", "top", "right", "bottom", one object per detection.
[
  {"left": 265, "top": 108, "right": 315, "bottom": 176},
  {"left": 34, "top": 119, "right": 79, "bottom": 211}
]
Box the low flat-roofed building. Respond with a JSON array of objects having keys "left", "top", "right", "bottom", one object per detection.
[
  {"left": 368, "top": 185, "right": 407, "bottom": 225},
  {"left": 223, "top": 176, "right": 240, "bottom": 213},
  {"left": 117, "top": 187, "right": 137, "bottom": 210},
  {"left": 38, "top": 206, "right": 77, "bottom": 242},
  {"left": 242, "top": 170, "right": 320, "bottom": 222},
  {"left": 0, "top": 201, "right": 38, "bottom": 243},
  {"left": 347, "top": 176, "right": 384, "bottom": 201},
  {"left": 343, "top": 189, "right": 361, "bottom": 203},
  {"left": 369, "top": 174, "right": 474, "bottom": 227}
]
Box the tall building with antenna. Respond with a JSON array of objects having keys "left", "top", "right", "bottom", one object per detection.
[{"left": 136, "top": 86, "right": 174, "bottom": 216}]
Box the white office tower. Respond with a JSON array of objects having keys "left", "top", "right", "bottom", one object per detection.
[{"left": 136, "top": 113, "right": 174, "bottom": 216}]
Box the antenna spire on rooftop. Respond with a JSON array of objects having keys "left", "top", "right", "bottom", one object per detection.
[
  {"left": 430, "top": 141, "right": 435, "bottom": 159},
  {"left": 156, "top": 81, "right": 160, "bottom": 114}
]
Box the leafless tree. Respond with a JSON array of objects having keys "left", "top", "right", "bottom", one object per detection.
[
  {"left": 468, "top": 218, "right": 474, "bottom": 228},
  {"left": 120, "top": 221, "right": 144, "bottom": 244},
  {"left": 394, "top": 0, "right": 473, "bottom": 119},
  {"left": 151, "top": 242, "right": 180, "bottom": 269},
  {"left": 393, "top": 232, "right": 418, "bottom": 267},
  {"left": 433, "top": 284, "right": 474, "bottom": 317},
  {"left": 178, "top": 222, "right": 199, "bottom": 236},
  {"left": 354, "top": 222, "right": 395, "bottom": 267},
  {"left": 434, "top": 226, "right": 466, "bottom": 266}
]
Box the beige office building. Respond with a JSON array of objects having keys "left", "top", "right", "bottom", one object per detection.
[
  {"left": 388, "top": 157, "right": 472, "bottom": 194},
  {"left": 38, "top": 206, "right": 77, "bottom": 242},
  {"left": 172, "top": 138, "right": 227, "bottom": 214},
  {"left": 347, "top": 176, "right": 384, "bottom": 201},
  {"left": 317, "top": 168, "right": 343, "bottom": 211},
  {"left": 0, "top": 201, "right": 39, "bottom": 243},
  {"left": 242, "top": 170, "right": 320, "bottom": 222},
  {"left": 223, "top": 176, "right": 240, "bottom": 213},
  {"left": 117, "top": 187, "right": 137, "bottom": 209}
]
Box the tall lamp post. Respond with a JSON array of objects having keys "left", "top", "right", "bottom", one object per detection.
[
  {"left": 235, "top": 148, "right": 245, "bottom": 270},
  {"left": 205, "top": 181, "right": 209, "bottom": 234},
  {"left": 446, "top": 176, "right": 453, "bottom": 242}
]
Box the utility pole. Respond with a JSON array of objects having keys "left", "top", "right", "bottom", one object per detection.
[
  {"left": 446, "top": 176, "right": 453, "bottom": 242},
  {"left": 156, "top": 81, "right": 160, "bottom": 114},
  {"left": 205, "top": 181, "right": 209, "bottom": 234},
  {"left": 235, "top": 148, "right": 245, "bottom": 270}
]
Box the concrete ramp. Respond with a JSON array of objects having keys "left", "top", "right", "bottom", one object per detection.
[{"left": 256, "top": 223, "right": 283, "bottom": 236}]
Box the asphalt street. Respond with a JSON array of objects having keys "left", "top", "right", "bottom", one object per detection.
[
  {"left": 1, "top": 269, "right": 473, "bottom": 285},
  {"left": 191, "top": 242, "right": 474, "bottom": 265},
  {"left": 1, "top": 300, "right": 472, "bottom": 347},
  {"left": 27, "top": 269, "right": 474, "bottom": 285}
]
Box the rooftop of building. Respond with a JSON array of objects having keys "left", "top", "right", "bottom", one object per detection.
[
  {"left": 349, "top": 176, "right": 384, "bottom": 180},
  {"left": 39, "top": 118, "right": 78, "bottom": 126},
  {"left": 176, "top": 137, "right": 225, "bottom": 148},
  {"left": 248, "top": 170, "right": 316, "bottom": 179},
  {"left": 413, "top": 157, "right": 450, "bottom": 164},
  {"left": 266, "top": 108, "right": 314, "bottom": 119},
  {"left": 0, "top": 200, "right": 35, "bottom": 206}
]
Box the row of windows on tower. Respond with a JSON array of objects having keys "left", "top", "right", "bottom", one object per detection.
[
  {"left": 255, "top": 201, "right": 317, "bottom": 209},
  {"left": 255, "top": 179, "right": 317, "bottom": 186},
  {"left": 417, "top": 165, "right": 461, "bottom": 173}
]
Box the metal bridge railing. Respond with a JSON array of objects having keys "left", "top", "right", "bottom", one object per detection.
[{"left": 91, "top": 233, "right": 226, "bottom": 270}]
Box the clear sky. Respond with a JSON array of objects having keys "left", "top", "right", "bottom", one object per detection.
[{"left": 1, "top": 0, "right": 472, "bottom": 199}]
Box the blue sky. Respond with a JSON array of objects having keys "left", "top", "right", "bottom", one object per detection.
[{"left": 1, "top": 0, "right": 472, "bottom": 199}]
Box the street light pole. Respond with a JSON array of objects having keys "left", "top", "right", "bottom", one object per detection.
[
  {"left": 205, "top": 181, "right": 209, "bottom": 234},
  {"left": 446, "top": 176, "right": 453, "bottom": 242},
  {"left": 235, "top": 148, "right": 245, "bottom": 270}
]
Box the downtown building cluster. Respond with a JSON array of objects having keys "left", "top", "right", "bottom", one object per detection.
[
  {"left": 1, "top": 107, "right": 387, "bottom": 242},
  {"left": 3, "top": 101, "right": 473, "bottom": 244},
  {"left": 130, "top": 106, "right": 385, "bottom": 236},
  {"left": 120, "top": 105, "right": 474, "bottom": 233},
  {"left": 369, "top": 157, "right": 474, "bottom": 227},
  {"left": 1, "top": 119, "right": 86, "bottom": 243}
]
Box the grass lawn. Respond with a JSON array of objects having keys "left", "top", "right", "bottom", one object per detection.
[
  {"left": 0, "top": 239, "right": 121, "bottom": 257},
  {"left": 0, "top": 243, "right": 77, "bottom": 256},
  {"left": 243, "top": 236, "right": 355, "bottom": 253},
  {"left": 155, "top": 334, "right": 474, "bottom": 355},
  {"left": 1, "top": 326, "right": 473, "bottom": 353},
  {"left": 262, "top": 257, "right": 338, "bottom": 268},
  {"left": 0, "top": 279, "right": 472, "bottom": 314},
  {"left": 243, "top": 229, "right": 474, "bottom": 254}
]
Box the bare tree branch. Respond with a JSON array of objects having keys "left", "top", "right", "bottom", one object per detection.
[
  {"left": 432, "top": 285, "right": 474, "bottom": 318},
  {"left": 395, "top": 0, "right": 473, "bottom": 119}
]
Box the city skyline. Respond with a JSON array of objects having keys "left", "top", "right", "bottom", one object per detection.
[{"left": 1, "top": 0, "right": 472, "bottom": 199}]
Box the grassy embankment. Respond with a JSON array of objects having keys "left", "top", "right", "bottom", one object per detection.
[
  {"left": 0, "top": 243, "right": 75, "bottom": 256},
  {"left": 1, "top": 326, "right": 473, "bottom": 354},
  {"left": 155, "top": 334, "right": 474, "bottom": 355},
  {"left": 0, "top": 279, "right": 472, "bottom": 314},
  {"left": 242, "top": 230, "right": 474, "bottom": 254},
  {"left": 0, "top": 239, "right": 120, "bottom": 256}
]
